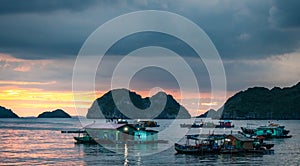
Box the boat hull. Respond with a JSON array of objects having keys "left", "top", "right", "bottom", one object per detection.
[
  {"left": 241, "top": 127, "right": 292, "bottom": 138},
  {"left": 215, "top": 125, "right": 234, "bottom": 128},
  {"left": 220, "top": 148, "right": 274, "bottom": 155},
  {"left": 74, "top": 136, "right": 97, "bottom": 144},
  {"left": 180, "top": 123, "right": 203, "bottom": 128},
  {"left": 174, "top": 143, "right": 220, "bottom": 155}
]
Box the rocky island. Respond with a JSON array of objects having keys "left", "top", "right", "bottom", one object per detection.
[
  {"left": 219, "top": 82, "right": 300, "bottom": 119},
  {"left": 37, "top": 109, "right": 71, "bottom": 118},
  {"left": 196, "top": 82, "right": 300, "bottom": 120},
  {"left": 0, "top": 106, "right": 19, "bottom": 118},
  {"left": 86, "top": 89, "right": 191, "bottom": 119},
  {"left": 195, "top": 109, "right": 220, "bottom": 119}
]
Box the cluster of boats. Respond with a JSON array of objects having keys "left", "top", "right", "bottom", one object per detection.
[
  {"left": 63, "top": 119, "right": 292, "bottom": 156},
  {"left": 175, "top": 121, "right": 292, "bottom": 155},
  {"left": 175, "top": 134, "right": 274, "bottom": 155},
  {"left": 180, "top": 120, "right": 234, "bottom": 128}
]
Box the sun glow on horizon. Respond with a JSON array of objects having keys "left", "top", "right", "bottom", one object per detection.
[
  {"left": 0, "top": 84, "right": 228, "bottom": 117},
  {"left": 0, "top": 85, "right": 97, "bottom": 117}
]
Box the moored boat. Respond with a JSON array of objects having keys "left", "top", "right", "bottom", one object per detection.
[
  {"left": 64, "top": 121, "right": 167, "bottom": 144},
  {"left": 73, "top": 131, "right": 97, "bottom": 144},
  {"left": 174, "top": 134, "right": 221, "bottom": 154},
  {"left": 241, "top": 123, "right": 292, "bottom": 138},
  {"left": 180, "top": 122, "right": 203, "bottom": 128},
  {"left": 202, "top": 122, "right": 216, "bottom": 128},
  {"left": 134, "top": 120, "right": 160, "bottom": 128},
  {"left": 215, "top": 120, "right": 234, "bottom": 128},
  {"left": 220, "top": 134, "right": 274, "bottom": 155}
]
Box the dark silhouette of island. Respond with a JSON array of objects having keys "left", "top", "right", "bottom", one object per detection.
[
  {"left": 196, "top": 82, "right": 300, "bottom": 120},
  {"left": 37, "top": 109, "right": 71, "bottom": 118},
  {"left": 0, "top": 106, "right": 19, "bottom": 118},
  {"left": 87, "top": 88, "right": 191, "bottom": 119},
  {"left": 195, "top": 109, "right": 220, "bottom": 119}
]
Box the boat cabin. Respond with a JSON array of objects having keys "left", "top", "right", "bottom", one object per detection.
[
  {"left": 219, "top": 120, "right": 233, "bottom": 127},
  {"left": 134, "top": 129, "right": 158, "bottom": 142},
  {"left": 255, "top": 126, "right": 284, "bottom": 137},
  {"left": 225, "top": 134, "right": 254, "bottom": 150},
  {"left": 83, "top": 123, "right": 158, "bottom": 143}
]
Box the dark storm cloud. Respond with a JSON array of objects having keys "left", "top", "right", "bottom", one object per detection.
[
  {"left": 0, "top": 0, "right": 298, "bottom": 108},
  {"left": 178, "top": 0, "right": 300, "bottom": 59},
  {"left": 0, "top": 0, "right": 299, "bottom": 60},
  {"left": 269, "top": 0, "right": 300, "bottom": 29},
  {"left": 0, "top": 0, "right": 99, "bottom": 14},
  {"left": 0, "top": 0, "right": 125, "bottom": 59}
]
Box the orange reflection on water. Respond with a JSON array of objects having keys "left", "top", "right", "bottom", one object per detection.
[{"left": 0, "top": 129, "right": 85, "bottom": 165}]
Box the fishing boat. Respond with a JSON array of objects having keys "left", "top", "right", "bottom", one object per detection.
[
  {"left": 74, "top": 131, "right": 98, "bottom": 144},
  {"left": 65, "top": 122, "right": 169, "bottom": 145},
  {"left": 215, "top": 120, "right": 234, "bottom": 128},
  {"left": 174, "top": 134, "right": 222, "bottom": 154},
  {"left": 241, "top": 123, "right": 292, "bottom": 138},
  {"left": 134, "top": 120, "right": 160, "bottom": 128},
  {"left": 180, "top": 122, "right": 203, "bottom": 128},
  {"left": 180, "top": 119, "right": 204, "bottom": 128},
  {"left": 202, "top": 122, "right": 216, "bottom": 128},
  {"left": 220, "top": 134, "right": 274, "bottom": 154}
]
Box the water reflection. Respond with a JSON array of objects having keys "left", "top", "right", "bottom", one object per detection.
[
  {"left": 78, "top": 143, "right": 151, "bottom": 165},
  {"left": 124, "top": 144, "right": 129, "bottom": 165},
  {"left": 176, "top": 153, "right": 219, "bottom": 164}
]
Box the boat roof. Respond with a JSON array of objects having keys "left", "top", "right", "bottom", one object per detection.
[
  {"left": 227, "top": 134, "right": 253, "bottom": 142},
  {"left": 208, "top": 134, "right": 226, "bottom": 140},
  {"left": 143, "top": 129, "right": 159, "bottom": 133},
  {"left": 84, "top": 123, "right": 127, "bottom": 130},
  {"left": 219, "top": 120, "right": 232, "bottom": 122},
  {"left": 186, "top": 134, "right": 200, "bottom": 140},
  {"left": 257, "top": 126, "right": 279, "bottom": 129}
]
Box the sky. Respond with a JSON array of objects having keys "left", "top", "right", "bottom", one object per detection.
[{"left": 0, "top": 0, "right": 299, "bottom": 117}]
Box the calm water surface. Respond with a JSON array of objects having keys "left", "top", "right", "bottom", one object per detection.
[{"left": 0, "top": 118, "right": 299, "bottom": 165}]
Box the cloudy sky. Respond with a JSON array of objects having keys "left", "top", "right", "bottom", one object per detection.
[{"left": 0, "top": 0, "right": 299, "bottom": 117}]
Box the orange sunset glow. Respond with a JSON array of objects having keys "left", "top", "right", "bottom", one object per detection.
[
  {"left": 0, "top": 86, "right": 92, "bottom": 117},
  {"left": 0, "top": 81, "right": 227, "bottom": 117}
]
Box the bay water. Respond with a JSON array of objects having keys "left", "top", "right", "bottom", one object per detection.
[{"left": 0, "top": 118, "right": 299, "bottom": 165}]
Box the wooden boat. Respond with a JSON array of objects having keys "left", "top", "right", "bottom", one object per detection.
[
  {"left": 241, "top": 123, "right": 292, "bottom": 138},
  {"left": 215, "top": 120, "right": 234, "bottom": 128},
  {"left": 135, "top": 120, "right": 160, "bottom": 128},
  {"left": 175, "top": 134, "right": 275, "bottom": 155},
  {"left": 202, "top": 122, "right": 216, "bottom": 128},
  {"left": 71, "top": 123, "right": 163, "bottom": 144},
  {"left": 74, "top": 132, "right": 98, "bottom": 144},
  {"left": 220, "top": 134, "right": 274, "bottom": 155},
  {"left": 180, "top": 120, "right": 204, "bottom": 128},
  {"left": 174, "top": 135, "right": 221, "bottom": 154}
]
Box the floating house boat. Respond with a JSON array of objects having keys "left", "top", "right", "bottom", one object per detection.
[
  {"left": 73, "top": 123, "right": 162, "bottom": 144},
  {"left": 221, "top": 134, "right": 274, "bottom": 154},
  {"left": 174, "top": 134, "right": 274, "bottom": 155},
  {"left": 241, "top": 123, "right": 292, "bottom": 138}
]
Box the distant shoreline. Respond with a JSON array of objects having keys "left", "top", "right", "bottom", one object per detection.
[{"left": 0, "top": 116, "right": 300, "bottom": 121}]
